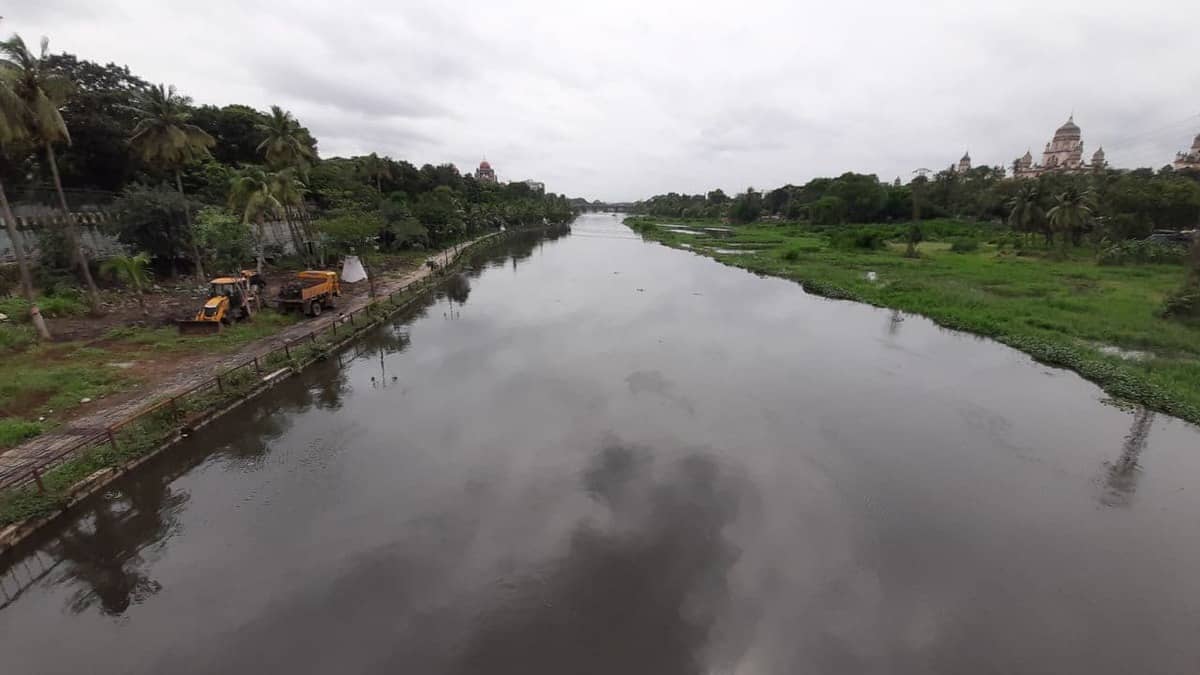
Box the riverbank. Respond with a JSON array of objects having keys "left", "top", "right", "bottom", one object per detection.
[
  {"left": 626, "top": 216, "right": 1200, "bottom": 425},
  {"left": 0, "top": 227, "right": 549, "bottom": 538}
]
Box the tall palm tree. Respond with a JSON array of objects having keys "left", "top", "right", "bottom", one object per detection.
[
  {"left": 255, "top": 105, "right": 314, "bottom": 170},
  {"left": 1006, "top": 183, "right": 1044, "bottom": 246},
  {"left": 0, "top": 61, "right": 50, "bottom": 339},
  {"left": 1047, "top": 186, "right": 1095, "bottom": 257},
  {"left": 228, "top": 167, "right": 281, "bottom": 273},
  {"left": 125, "top": 83, "right": 215, "bottom": 279},
  {"left": 100, "top": 252, "right": 152, "bottom": 316},
  {"left": 358, "top": 152, "right": 392, "bottom": 194},
  {"left": 0, "top": 34, "right": 101, "bottom": 311}
]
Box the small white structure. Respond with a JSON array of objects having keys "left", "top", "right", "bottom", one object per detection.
[{"left": 341, "top": 255, "right": 367, "bottom": 283}]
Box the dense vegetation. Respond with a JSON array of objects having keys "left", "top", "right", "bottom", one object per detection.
[
  {"left": 0, "top": 30, "right": 578, "bottom": 335},
  {"left": 635, "top": 167, "right": 1200, "bottom": 237}
]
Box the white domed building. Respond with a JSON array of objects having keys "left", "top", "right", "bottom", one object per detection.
[
  {"left": 1013, "top": 116, "right": 1105, "bottom": 178},
  {"left": 1174, "top": 133, "right": 1200, "bottom": 171}
]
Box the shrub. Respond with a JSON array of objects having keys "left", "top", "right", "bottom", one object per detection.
[
  {"left": 0, "top": 324, "right": 35, "bottom": 352},
  {"left": 1098, "top": 240, "right": 1188, "bottom": 266},
  {"left": 0, "top": 419, "right": 44, "bottom": 448},
  {"left": 949, "top": 238, "right": 980, "bottom": 253},
  {"left": 1161, "top": 286, "right": 1200, "bottom": 320},
  {"left": 830, "top": 228, "right": 887, "bottom": 251}
]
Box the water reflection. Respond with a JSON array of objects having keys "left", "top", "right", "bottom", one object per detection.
[
  {"left": 451, "top": 439, "right": 748, "bottom": 675},
  {"left": 1100, "top": 407, "right": 1155, "bottom": 507},
  {"left": 51, "top": 475, "right": 188, "bottom": 615},
  {"left": 0, "top": 226, "right": 570, "bottom": 621}
]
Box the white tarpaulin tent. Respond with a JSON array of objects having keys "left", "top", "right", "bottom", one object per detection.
[{"left": 341, "top": 255, "right": 367, "bottom": 283}]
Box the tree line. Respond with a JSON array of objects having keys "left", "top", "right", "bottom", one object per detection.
[
  {"left": 1, "top": 29, "right": 578, "bottom": 338},
  {"left": 634, "top": 164, "right": 1200, "bottom": 239}
]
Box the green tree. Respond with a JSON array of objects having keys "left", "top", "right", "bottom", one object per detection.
[
  {"left": 728, "top": 188, "right": 762, "bottom": 224},
  {"left": 414, "top": 185, "right": 464, "bottom": 246},
  {"left": 228, "top": 166, "right": 281, "bottom": 273},
  {"left": 1047, "top": 186, "right": 1095, "bottom": 257},
  {"left": 256, "top": 105, "right": 315, "bottom": 170},
  {"left": 270, "top": 167, "right": 312, "bottom": 262},
  {"left": 380, "top": 192, "right": 427, "bottom": 248},
  {"left": 905, "top": 222, "right": 923, "bottom": 258},
  {"left": 125, "top": 83, "right": 215, "bottom": 277},
  {"left": 193, "top": 207, "right": 253, "bottom": 274},
  {"left": 190, "top": 104, "right": 268, "bottom": 166},
  {"left": 0, "top": 33, "right": 101, "bottom": 310},
  {"left": 357, "top": 152, "right": 392, "bottom": 194},
  {"left": 0, "top": 55, "right": 50, "bottom": 339},
  {"left": 109, "top": 184, "right": 193, "bottom": 273},
  {"left": 44, "top": 54, "right": 147, "bottom": 192},
  {"left": 1006, "top": 183, "right": 1045, "bottom": 245},
  {"left": 100, "top": 251, "right": 151, "bottom": 316}
]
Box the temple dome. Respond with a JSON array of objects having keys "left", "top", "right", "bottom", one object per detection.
[
  {"left": 1054, "top": 116, "right": 1081, "bottom": 139},
  {"left": 479, "top": 160, "right": 492, "bottom": 170}
]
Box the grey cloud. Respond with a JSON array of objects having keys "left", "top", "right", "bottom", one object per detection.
[
  {"left": 8, "top": 0, "right": 1200, "bottom": 200},
  {"left": 254, "top": 60, "right": 451, "bottom": 120}
]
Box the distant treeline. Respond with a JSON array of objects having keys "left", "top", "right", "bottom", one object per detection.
[{"left": 634, "top": 166, "right": 1200, "bottom": 238}]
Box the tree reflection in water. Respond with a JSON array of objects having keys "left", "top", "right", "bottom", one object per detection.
[
  {"left": 1100, "top": 407, "right": 1154, "bottom": 507},
  {"left": 51, "top": 473, "right": 188, "bottom": 616}
]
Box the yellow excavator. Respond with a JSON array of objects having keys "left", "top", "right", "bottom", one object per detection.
[{"left": 178, "top": 276, "right": 261, "bottom": 335}]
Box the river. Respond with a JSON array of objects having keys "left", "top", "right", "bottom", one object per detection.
[{"left": 2, "top": 213, "right": 1199, "bottom": 674}]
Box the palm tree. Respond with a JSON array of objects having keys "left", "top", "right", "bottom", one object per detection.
[
  {"left": 228, "top": 167, "right": 281, "bottom": 273},
  {"left": 270, "top": 167, "right": 311, "bottom": 262},
  {"left": 1047, "top": 186, "right": 1095, "bottom": 257},
  {"left": 0, "top": 34, "right": 101, "bottom": 311},
  {"left": 0, "top": 61, "right": 50, "bottom": 339},
  {"left": 125, "top": 83, "right": 215, "bottom": 279},
  {"left": 255, "top": 105, "right": 314, "bottom": 170},
  {"left": 1006, "top": 183, "right": 1044, "bottom": 246},
  {"left": 358, "top": 152, "right": 392, "bottom": 194},
  {"left": 100, "top": 252, "right": 152, "bottom": 316}
]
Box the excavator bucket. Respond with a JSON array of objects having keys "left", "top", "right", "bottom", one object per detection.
[{"left": 177, "top": 319, "right": 223, "bottom": 336}]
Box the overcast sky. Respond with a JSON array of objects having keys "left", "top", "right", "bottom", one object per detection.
[{"left": 12, "top": 0, "right": 1200, "bottom": 200}]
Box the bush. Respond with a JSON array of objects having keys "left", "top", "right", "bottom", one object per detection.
[
  {"left": 949, "top": 238, "right": 980, "bottom": 253},
  {"left": 0, "top": 324, "right": 35, "bottom": 351},
  {"left": 830, "top": 228, "right": 887, "bottom": 251},
  {"left": 1098, "top": 240, "right": 1188, "bottom": 266},
  {"left": 1161, "top": 286, "right": 1200, "bottom": 319},
  {"left": 0, "top": 419, "right": 44, "bottom": 448},
  {"left": 778, "top": 242, "right": 820, "bottom": 261},
  {"left": 195, "top": 207, "right": 254, "bottom": 273}
]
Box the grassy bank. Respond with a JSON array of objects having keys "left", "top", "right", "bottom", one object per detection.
[
  {"left": 0, "top": 308, "right": 299, "bottom": 450},
  {"left": 627, "top": 216, "right": 1200, "bottom": 425}
]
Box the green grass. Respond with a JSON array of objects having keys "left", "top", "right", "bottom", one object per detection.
[
  {"left": 0, "top": 294, "right": 88, "bottom": 320},
  {"left": 0, "top": 419, "right": 44, "bottom": 447},
  {"left": 103, "top": 311, "right": 299, "bottom": 352},
  {"left": 0, "top": 312, "right": 301, "bottom": 450},
  {"left": 628, "top": 217, "right": 1200, "bottom": 424}
]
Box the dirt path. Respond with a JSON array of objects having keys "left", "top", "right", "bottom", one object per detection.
[{"left": 0, "top": 239, "right": 477, "bottom": 486}]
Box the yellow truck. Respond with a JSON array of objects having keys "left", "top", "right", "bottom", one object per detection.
[{"left": 277, "top": 270, "right": 341, "bottom": 317}]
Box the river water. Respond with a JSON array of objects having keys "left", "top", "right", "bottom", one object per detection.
[{"left": 2, "top": 214, "right": 1199, "bottom": 674}]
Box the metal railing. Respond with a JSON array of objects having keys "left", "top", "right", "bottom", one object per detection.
[{"left": 0, "top": 229, "right": 514, "bottom": 494}]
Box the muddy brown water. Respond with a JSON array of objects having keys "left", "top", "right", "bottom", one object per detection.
[{"left": 3, "top": 214, "right": 1200, "bottom": 674}]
